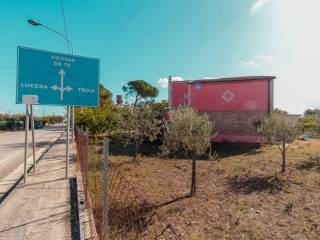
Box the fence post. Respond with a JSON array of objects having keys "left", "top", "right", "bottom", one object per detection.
[
  {"left": 84, "top": 130, "right": 89, "bottom": 204},
  {"left": 102, "top": 138, "right": 110, "bottom": 240}
]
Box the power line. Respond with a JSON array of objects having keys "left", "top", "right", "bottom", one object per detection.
[
  {"left": 60, "top": 0, "right": 70, "bottom": 52},
  {"left": 96, "top": 0, "right": 147, "bottom": 56}
]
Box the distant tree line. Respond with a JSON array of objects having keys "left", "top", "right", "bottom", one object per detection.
[
  {"left": 300, "top": 109, "right": 320, "bottom": 138},
  {"left": 0, "top": 113, "right": 64, "bottom": 130},
  {"left": 304, "top": 109, "right": 320, "bottom": 116}
]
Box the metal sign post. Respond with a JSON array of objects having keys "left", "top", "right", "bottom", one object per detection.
[
  {"left": 30, "top": 105, "right": 36, "bottom": 172},
  {"left": 66, "top": 106, "right": 70, "bottom": 178},
  {"left": 72, "top": 107, "right": 75, "bottom": 143},
  {"left": 24, "top": 105, "right": 30, "bottom": 183}
]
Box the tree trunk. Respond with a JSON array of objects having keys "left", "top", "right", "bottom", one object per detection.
[
  {"left": 208, "top": 144, "right": 212, "bottom": 161},
  {"left": 134, "top": 141, "right": 138, "bottom": 162},
  {"left": 133, "top": 94, "right": 140, "bottom": 108},
  {"left": 191, "top": 157, "right": 197, "bottom": 196},
  {"left": 281, "top": 143, "right": 286, "bottom": 173}
]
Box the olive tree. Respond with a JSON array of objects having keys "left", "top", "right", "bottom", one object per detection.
[
  {"left": 162, "top": 107, "right": 213, "bottom": 196},
  {"left": 117, "top": 105, "right": 161, "bottom": 161},
  {"left": 258, "top": 114, "right": 301, "bottom": 173}
]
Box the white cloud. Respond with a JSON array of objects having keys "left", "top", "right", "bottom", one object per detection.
[
  {"left": 157, "top": 76, "right": 183, "bottom": 88},
  {"left": 204, "top": 76, "right": 218, "bottom": 79},
  {"left": 33, "top": 106, "right": 39, "bottom": 111},
  {"left": 240, "top": 55, "right": 273, "bottom": 67},
  {"left": 251, "top": 0, "right": 273, "bottom": 13},
  {"left": 157, "top": 78, "right": 169, "bottom": 88},
  {"left": 239, "top": 60, "right": 261, "bottom": 67},
  {"left": 256, "top": 54, "right": 273, "bottom": 63},
  {"left": 172, "top": 76, "right": 184, "bottom": 81}
]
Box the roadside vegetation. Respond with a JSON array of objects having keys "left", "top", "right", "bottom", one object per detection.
[
  {"left": 299, "top": 109, "right": 320, "bottom": 138},
  {"left": 76, "top": 83, "right": 320, "bottom": 239},
  {"left": 0, "top": 113, "right": 63, "bottom": 130}
]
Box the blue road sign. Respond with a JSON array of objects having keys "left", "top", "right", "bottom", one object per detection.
[{"left": 16, "top": 46, "right": 100, "bottom": 107}]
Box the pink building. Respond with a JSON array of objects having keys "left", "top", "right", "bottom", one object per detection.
[{"left": 168, "top": 76, "right": 275, "bottom": 143}]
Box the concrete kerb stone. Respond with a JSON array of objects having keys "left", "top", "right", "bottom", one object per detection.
[{"left": 76, "top": 168, "right": 99, "bottom": 240}]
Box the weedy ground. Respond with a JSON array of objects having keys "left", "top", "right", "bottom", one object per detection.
[{"left": 88, "top": 140, "right": 320, "bottom": 240}]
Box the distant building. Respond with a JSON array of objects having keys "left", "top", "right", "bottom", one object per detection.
[{"left": 168, "top": 76, "right": 276, "bottom": 143}]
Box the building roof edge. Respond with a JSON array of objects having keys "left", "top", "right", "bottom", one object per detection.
[{"left": 173, "top": 76, "right": 276, "bottom": 84}]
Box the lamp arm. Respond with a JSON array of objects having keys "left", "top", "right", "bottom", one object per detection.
[{"left": 40, "top": 24, "right": 74, "bottom": 55}]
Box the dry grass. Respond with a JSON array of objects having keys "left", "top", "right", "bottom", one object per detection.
[
  {"left": 107, "top": 140, "right": 320, "bottom": 240},
  {"left": 86, "top": 140, "right": 320, "bottom": 239},
  {"left": 86, "top": 142, "right": 180, "bottom": 239}
]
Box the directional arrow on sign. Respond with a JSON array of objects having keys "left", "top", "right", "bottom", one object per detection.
[
  {"left": 50, "top": 85, "right": 59, "bottom": 91},
  {"left": 65, "top": 86, "right": 73, "bottom": 92},
  {"left": 50, "top": 69, "right": 73, "bottom": 101},
  {"left": 59, "top": 69, "right": 65, "bottom": 100}
]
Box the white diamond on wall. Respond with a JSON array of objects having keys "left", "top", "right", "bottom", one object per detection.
[{"left": 222, "top": 90, "right": 235, "bottom": 102}]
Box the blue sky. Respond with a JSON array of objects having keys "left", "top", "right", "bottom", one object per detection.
[{"left": 0, "top": 0, "right": 319, "bottom": 115}]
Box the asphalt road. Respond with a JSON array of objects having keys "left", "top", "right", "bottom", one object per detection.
[{"left": 0, "top": 127, "right": 64, "bottom": 180}]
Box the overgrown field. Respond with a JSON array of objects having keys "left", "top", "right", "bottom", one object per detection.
[{"left": 88, "top": 140, "right": 320, "bottom": 239}]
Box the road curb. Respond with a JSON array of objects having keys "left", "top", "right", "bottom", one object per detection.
[
  {"left": 70, "top": 177, "right": 81, "bottom": 240},
  {"left": 76, "top": 167, "right": 99, "bottom": 240}
]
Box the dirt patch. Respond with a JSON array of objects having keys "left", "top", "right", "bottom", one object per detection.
[{"left": 108, "top": 140, "right": 320, "bottom": 239}]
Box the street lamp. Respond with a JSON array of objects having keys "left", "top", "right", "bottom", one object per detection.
[
  {"left": 28, "top": 19, "right": 41, "bottom": 26},
  {"left": 27, "top": 19, "right": 74, "bottom": 55},
  {"left": 28, "top": 18, "right": 75, "bottom": 178}
]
